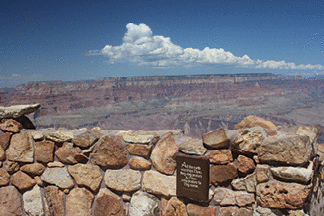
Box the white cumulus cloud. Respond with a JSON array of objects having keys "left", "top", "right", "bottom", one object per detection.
[{"left": 90, "top": 23, "right": 324, "bottom": 70}]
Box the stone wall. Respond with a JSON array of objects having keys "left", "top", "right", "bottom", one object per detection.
[{"left": 0, "top": 104, "right": 323, "bottom": 216}]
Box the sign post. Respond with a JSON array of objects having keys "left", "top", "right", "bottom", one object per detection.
[{"left": 176, "top": 153, "right": 210, "bottom": 202}]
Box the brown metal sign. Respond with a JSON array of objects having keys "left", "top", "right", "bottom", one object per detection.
[{"left": 176, "top": 153, "right": 210, "bottom": 202}]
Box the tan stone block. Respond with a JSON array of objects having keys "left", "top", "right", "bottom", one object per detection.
[
  {"left": 6, "top": 130, "right": 34, "bottom": 163},
  {"left": 66, "top": 188, "right": 94, "bottom": 216},
  {"left": 234, "top": 115, "right": 276, "bottom": 130},
  {"left": 255, "top": 164, "right": 271, "bottom": 183},
  {"left": 125, "top": 143, "right": 152, "bottom": 158},
  {"left": 256, "top": 180, "right": 312, "bottom": 209},
  {"left": 150, "top": 132, "right": 178, "bottom": 175},
  {"left": 142, "top": 170, "right": 176, "bottom": 198},
  {"left": 0, "top": 186, "right": 23, "bottom": 215},
  {"left": 90, "top": 135, "right": 128, "bottom": 168},
  {"left": 44, "top": 186, "right": 65, "bottom": 216},
  {"left": 104, "top": 169, "right": 141, "bottom": 192},
  {"left": 21, "top": 163, "right": 46, "bottom": 175},
  {"left": 34, "top": 140, "right": 55, "bottom": 163},
  {"left": 129, "top": 156, "right": 151, "bottom": 170},
  {"left": 202, "top": 129, "right": 229, "bottom": 149},
  {"left": 94, "top": 188, "right": 126, "bottom": 216},
  {"left": 232, "top": 128, "right": 264, "bottom": 154},
  {"left": 210, "top": 163, "right": 238, "bottom": 185},
  {"left": 68, "top": 164, "right": 102, "bottom": 192},
  {"left": 0, "top": 168, "right": 10, "bottom": 186}
]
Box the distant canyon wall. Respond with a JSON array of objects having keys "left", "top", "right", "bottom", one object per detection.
[
  {"left": 1, "top": 73, "right": 323, "bottom": 141},
  {"left": 0, "top": 73, "right": 306, "bottom": 114}
]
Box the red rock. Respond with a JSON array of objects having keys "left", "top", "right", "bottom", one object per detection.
[
  {"left": 255, "top": 164, "right": 271, "bottom": 183},
  {"left": 0, "top": 168, "right": 10, "bottom": 186},
  {"left": 234, "top": 115, "right": 276, "bottom": 130},
  {"left": 214, "top": 187, "right": 255, "bottom": 207},
  {"left": 55, "top": 142, "right": 82, "bottom": 164},
  {"left": 41, "top": 167, "right": 74, "bottom": 189},
  {"left": 6, "top": 130, "right": 34, "bottom": 163},
  {"left": 235, "top": 191, "right": 255, "bottom": 207},
  {"left": 219, "top": 206, "right": 239, "bottom": 216},
  {"left": 256, "top": 180, "right": 312, "bottom": 209},
  {"left": 150, "top": 132, "right": 178, "bottom": 175},
  {"left": 0, "top": 145, "right": 5, "bottom": 161},
  {"left": 232, "top": 128, "right": 264, "bottom": 154},
  {"left": 237, "top": 155, "right": 255, "bottom": 174},
  {"left": 162, "top": 197, "right": 187, "bottom": 216},
  {"left": 94, "top": 188, "right": 126, "bottom": 216},
  {"left": 66, "top": 188, "right": 94, "bottom": 216},
  {"left": 45, "top": 130, "right": 73, "bottom": 142},
  {"left": 129, "top": 156, "right": 151, "bottom": 170},
  {"left": 231, "top": 173, "right": 257, "bottom": 193},
  {"left": 142, "top": 170, "right": 176, "bottom": 198},
  {"left": 0, "top": 186, "right": 23, "bottom": 216},
  {"left": 187, "top": 204, "right": 216, "bottom": 216},
  {"left": 122, "top": 133, "right": 156, "bottom": 144},
  {"left": 205, "top": 150, "right": 233, "bottom": 164},
  {"left": 0, "top": 132, "right": 11, "bottom": 150},
  {"left": 72, "top": 128, "right": 103, "bottom": 148},
  {"left": 104, "top": 169, "right": 141, "bottom": 192},
  {"left": 0, "top": 119, "right": 22, "bottom": 133},
  {"left": 202, "top": 129, "right": 229, "bottom": 149},
  {"left": 210, "top": 163, "right": 238, "bottom": 185},
  {"left": 4, "top": 161, "right": 20, "bottom": 173},
  {"left": 90, "top": 135, "right": 128, "bottom": 168},
  {"left": 258, "top": 134, "right": 313, "bottom": 166},
  {"left": 178, "top": 136, "right": 207, "bottom": 155},
  {"left": 44, "top": 186, "right": 65, "bottom": 216},
  {"left": 47, "top": 161, "right": 65, "bottom": 167},
  {"left": 297, "top": 125, "right": 322, "bottom": 146},
  {"left": 68, "top": 164, "right": 103, "bottom": 192},
  {"left": 34, "top": 140, "right": 55, "bottom": 163},
  {"left": 125, "top": 143, "right": 152, "bottom": 158},
  {"left": 161, "top": 197, "right": 168, "bottom": 215},
  {"left": 11, "top": 171, "right": 36, "bottom": 190},
  {"left": 20, "top": 163, "right": 46, "bottom": 175}
]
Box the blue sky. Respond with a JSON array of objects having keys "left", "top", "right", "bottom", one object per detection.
[{"left": 1, "top": 0, "right": 323, "bottom": 87}]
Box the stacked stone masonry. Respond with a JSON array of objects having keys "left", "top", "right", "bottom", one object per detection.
[{"left": 0, "top": 104, "right": 323, "bottom": 216}]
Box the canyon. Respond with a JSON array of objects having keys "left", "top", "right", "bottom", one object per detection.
[{"left": 0, "top": 73, "right": 323, "bottom": 142}]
